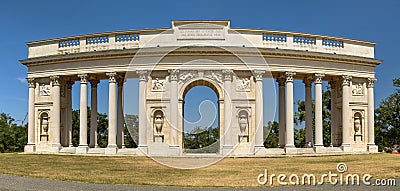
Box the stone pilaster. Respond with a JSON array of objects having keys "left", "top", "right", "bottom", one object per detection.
[
  {"left": 254, "top": 70, "right": 265, "bottom": 152},
  {"left": 168, "top": 69, "right": 180, "bottom": 155},
  {"left": 24, "top": 78, "right": 36, "bottom": 152},
  {"left": 50, "top": 75, "right": 62, "bottom": 152},
  {"left": 137, "top": 70, "right": 149, "bottom": 154},
  {"left": 367, "top": 78, "right": 378, "bottom": 152},
  {"left": 222, "top": 69, "right": 233, "bottom": 155},
  {"left": 341, "top": 75, "right": 352, "bottom": 152}
]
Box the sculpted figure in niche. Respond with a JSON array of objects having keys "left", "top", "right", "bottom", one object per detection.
[
  {"left": 354, "top": 113, "right": 362, "bottom": 134},
  {"left": 41, "top": 113, "right": 49, "bottom": 134},
  {"left": 153, "top": 112, "right": 164, "bottom": 134},
  {"left": 238, "top": 111, "right": 249, "bottom": 135}
]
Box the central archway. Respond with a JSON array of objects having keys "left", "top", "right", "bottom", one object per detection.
[{"left": 181, "top": 79, "right": 222, "bottom": 154}]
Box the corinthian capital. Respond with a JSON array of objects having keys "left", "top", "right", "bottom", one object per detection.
[
  {"left": 284, "top": 71, "right": 296, "bottom": 83},
  {"left": 106, "top": 72, "right": 117, "bottom": 83},
  {"left": 50, "top": 75, "right": 61, "bottom": 86},
  {"left": 314, "top": 73, "right": 325, "bottom": 84},
  {"left": 222, "top": 69, "right": 233, "bottom": 81},
  {"left": 137, "top": 70, "right": 149, "bottom": 82},
  {"left": 169, "top": 69, "right": 179, "bottom": 82},
  {"left": 367, "top": 78, "right": 376, "bottom": 88},
  {"left": 341, "top": 75, "right": 352, "bottom": 86},
  {"left": 27, "top": 78, "right": 36, "bottom": 88},
  {"left": 78, "top": 74, "right": 88, "bottom": 84},
  {"left": 253, "top": 70, "right": 265, "bottom": 81}
]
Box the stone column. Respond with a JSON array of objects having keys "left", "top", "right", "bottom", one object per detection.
[
  {"left": 169, "top": 69, "right": 180, "bottom": 154},
  {"left": 137, "top": 70, "right": 149, "bottom": 153},
  {"left": 222, "top": 69, "right": 233, "bottom": 155},
  {"left": 314, "top": 73, "right": 325, "bottom": 152},
  {"left": 329, "top": 80, "right": 337, "bottom": 146},
  {"left": 25, "top": 78, "right": 36, "bottom": 152},
  {"left": 303, "top": 77, "right": 313, "bottom": 147},
  {"left": 66, "top": 81, "right": 74, "bottom": 147},
  {"left": 367, "top": 78, "right": 378, "bottom": 152},
  {"left": 106, "top": 72, "right": 118, "bottom": 154},
  {"left": 284, "top": 72, "right": 296, "bottom": 152},
  {"left": 341, "top": 75, "right": 352, "bottom": 152},
  {"left": 117, "top": 77, "right": 125, "bottom": 149},
  {"left": 277, "top": 77, "right": 286, "bottom": 148},
  {"left": 254, "top": 70, "right": 265, "bottom": 152},
  {"left": 89, "top": 79, "right": 99, "bottom": 148},
  {"left": 50, "top": 75, "right": 62, "bottom": 152},
  {"left": 77, "top": 74, "right": 89, "bottom": 153}
]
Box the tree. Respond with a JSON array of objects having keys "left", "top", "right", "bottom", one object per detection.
[
  {"left": 0, "top": 113, "right": 27, "bottom": 153},
  {"left": 264, "top": 121, "right": 279, "bottom": 148},
  {"left": 375, "top": 78, "right": 400, "bottom": 151},
  {"left": 71, "top": 108, "right": 108, "bottom": 147},
  {"left": 294, "top": 85, "right": 332, "bottom": 147}
]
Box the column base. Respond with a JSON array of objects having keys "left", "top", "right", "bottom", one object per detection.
[
  {"left": 105, "top": 145, "right": 118, "bottom": 155},
  {"left": 367, "top": 144, "right": 379, "bottom": 153},
  {"left": 284, "top": 145, "right": 297, "bottom": 154},
  {"left": 76, "top": 145, "right": 89, "bottom": 154},
  {"left": 49, "top": 144, "right": 62, "bottom": 153},
  {"left": 168, "top": 145, "right": 181, "bottom": 156},
  {"left": 24, "top": 144, "right": 36, "bottom": 153},
  {"left": 313, "top": 145, "right": 327, "bottom": 153},
  {"left": 222, "top": 145, "right": 234, "bottom": 155},
  {"left": 138, "top": 145, "right": 148, "bottom": 155},
  {"left": 341, "top": 144, "right": 353, "bottom": 152}
]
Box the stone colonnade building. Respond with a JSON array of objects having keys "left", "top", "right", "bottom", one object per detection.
[{"left": 21, "top": 20, "right": 381, "bottom": 156}]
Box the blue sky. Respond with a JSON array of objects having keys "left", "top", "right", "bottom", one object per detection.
[{"left": 0, "top": 0, "right": 399, "bottom": 128}]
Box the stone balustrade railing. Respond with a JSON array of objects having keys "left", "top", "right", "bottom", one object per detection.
[{"left": 26, "top": 29, "right": 375, "bottom": 58}]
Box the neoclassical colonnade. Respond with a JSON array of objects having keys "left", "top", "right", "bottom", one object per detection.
[{"left": 25, "top": 69, "right": 377, "bottom": 155}]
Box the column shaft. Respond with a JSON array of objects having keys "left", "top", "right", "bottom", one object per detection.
[
  {"left": 89, "top": 80, "right": 99, "bottom": 148},
  {"left": 66, "top": 81, "right": 74, "bottom": 147},
  {"left": 78, "top": 74, "right": 88, "bottom": 147},
  {"left": 50, "top": 76, "right": 61, "bottom": 148},
  {"left": 341, "top": 76, "right": 352, "bottom": 147},
  {"left": 27, "top": 79, "right": 36, "bottom": 145},
  {"left": 304, "top": 78, "right": 313, "bottom": 146},
  {"left": 107, "top": 73, "right": 117, "bottom": 147},
  {"left": 117, "top": 79, "right": 125, "bottom": 148},
  {"left": 222, "top": 70, "right": 233, "bottom": 153},
  {"left": 285, "top": 72, "right": 295, "bottom": 148},
  {"left": 367, "top": 78, "right": 376, "bottom": 145},
  {"left": 254, "top": 70, "right": 265, "bottom": 150},
  {"left": 314, "top": 74, "right": 325, "bottom": 147},
  {"left": 277, "top": 78, "right": 286, "bottom": 148},
  {"left": 137, "top": 71, "right": 148, "bottom": 150}
]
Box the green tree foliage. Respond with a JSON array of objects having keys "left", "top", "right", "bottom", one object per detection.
[
  {"left": 375, "top": 78, "right": 400, "bottom": 151},
  {"left": 294, "top": 86, "right": 332, "bottom": 147},
  {"left": 0, "top": 113, "right": 27, "bottom": 153},
  {"left": 124, "top": 114, "right": 138, "bottom": 148},
  {"left": 184, "top": 126, "right": 219, "bottom": 153},
  {"left": 264, "top": 121, "right": 279, "bottom": 148}
]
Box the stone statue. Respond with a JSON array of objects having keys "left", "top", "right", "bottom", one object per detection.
[{"left": 154, "top": 114, "right": 164, "bottom": 134}]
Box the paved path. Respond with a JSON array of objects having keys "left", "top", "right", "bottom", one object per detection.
[{"left": 0, "top": 174, "right": 397, "bottom": 191}]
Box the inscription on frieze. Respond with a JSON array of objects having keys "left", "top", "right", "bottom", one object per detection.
[{"left": 177, "top": 29, "right": 225, "bottom": 40}]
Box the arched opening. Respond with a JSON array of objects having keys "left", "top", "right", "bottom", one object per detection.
[{"left": 182, "top": 80, "right": 220, "bottom": 153}]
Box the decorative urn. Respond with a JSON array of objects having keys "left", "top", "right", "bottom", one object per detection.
[
  {"left": 238, "top": 114, "right": 248, "bottom": 135},
  {"left": 154, "top": 114, "right": 164, "bottom": 134}
]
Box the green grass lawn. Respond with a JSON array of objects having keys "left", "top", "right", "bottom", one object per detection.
[{"left": 0, "top": 153, "right": 399, "bottom": 187}]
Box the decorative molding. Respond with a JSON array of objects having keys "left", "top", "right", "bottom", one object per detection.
[
  {"left": 253, "top": 70, "right": 265, "bottom": 81},
  {"left": 50, "top": 75, "right": 60, "bottom": 86},
  {"left": 313, "top": 73, "right": 325, "bottom": 84},
  {"left": 352, "top": 82, "right": 364, "bottom": 96},
  {"left": 136, "top": 70, "right": 149, "bottom": 82},
  {"left": 106, "top": 72, "right": 117, "bottom": 83},
  {"left": 27, "top": 78, "right": 36, "bottom": 88},
  {"left": 152, "top": 78, "right": 165, "bottom": 91},
  {"left": 302, "top": 76, "right": 313, "bottom": 87},
  {"left": 178, "top": 70, "right": 197, "bottom": 84},
  {"left": 367, "top": 78, "right": 376, "bottom": 88},
  {"left": 222, "top": 69, "right": 233, "bottom": 81},
  {"left": 39, "top": 84, "right": 51, "bottom": 96},
  {"left": 77, "top": 74, "right": 88, "bottom": 84},
  {"left": 276, "top": 77, "right": 286, "bottom": 86},
  {"left": 236, "top": 77, "right": 251, "bottom": 91},
  {"left": 341, "top": 75, "right": 352, "bottom": 86},
  {"left": 205, "top": 71, "right": 223, "bottom": 84},
  {"left": 169, "top": 69, "right": 179, "bottom": 82},
  {"left": 89, "top": 79, "right": 100, "bottom": 88},
  {"left": 284, "top": 71, "right": 296, "bottom": 82}
]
